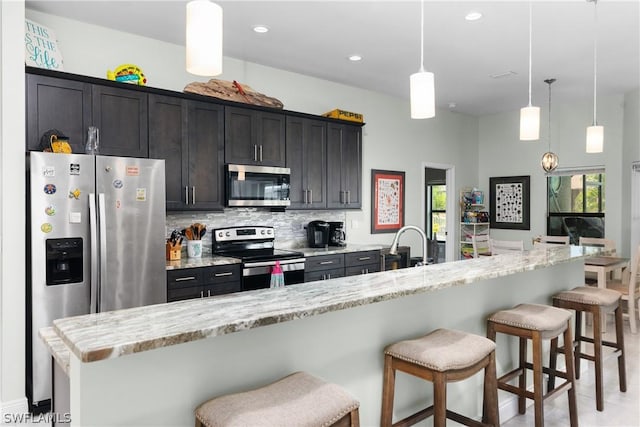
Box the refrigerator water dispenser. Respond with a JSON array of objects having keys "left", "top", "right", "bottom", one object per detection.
[{"left": 45, "top": 238, "right": 83, "bottom": 286}]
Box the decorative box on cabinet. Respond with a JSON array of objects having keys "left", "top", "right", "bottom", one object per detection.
[
  {"left": 224, "top": 106, "right": 285, "bottom": 167},
  {"left": 286, "top": 116, "right": 327, "bottom": 209},
  {"left": 149, "top": 94, "right": 224, "bottom": 210}
]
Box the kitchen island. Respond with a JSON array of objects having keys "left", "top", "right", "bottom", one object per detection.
[{"left": 49, "top": 245, "right": 597, "bottom": 426}]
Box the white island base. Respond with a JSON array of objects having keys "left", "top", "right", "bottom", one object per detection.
[{"left": 64, "top": 256, "right": 584, "bottom": 426}]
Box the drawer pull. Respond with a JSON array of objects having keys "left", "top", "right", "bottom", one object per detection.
[
  {"left": 214, "top": 272, "right": 233, "bottom": 277},
  {"left": 358, "top": 256, "right": 371, "bottom": 261},
  {"left": 175, "top": 276, "right": 197, "bottom": 282},
  {"left": 319, "top": 261, "right": 334, "bottom": 265}
]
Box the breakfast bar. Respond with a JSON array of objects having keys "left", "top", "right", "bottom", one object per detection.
[{"left": 49, "top": 246, "right": 599, "bottom": 426}]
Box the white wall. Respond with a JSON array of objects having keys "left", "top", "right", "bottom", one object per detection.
[
  {"left": 24, "top": 9, "right": 480, "bottom": 254},
  {"left": 0, "top": 0, "right": 28, "bottom": 416},
  {"left": 478, "top": 93, "right": 628, "bottom": 253},
  {"left": 622, "top": 89, "right": 640, "bottom": 256}
]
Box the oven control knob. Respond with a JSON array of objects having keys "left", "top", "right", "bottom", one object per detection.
[
  {"left": 267, "top": 229, "right": 272, "bottom": 235},
  {"left": 261, "top": 230, "right": 265, "bottom": 235},
  {"left": 217, "top": 232, "right": 223, "bottom": 238},
  {"left": 225, "top": 232, "right": 231, "bottom": 237}
]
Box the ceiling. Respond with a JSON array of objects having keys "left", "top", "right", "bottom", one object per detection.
[{"left": 25, "top": 1, "right": 640, "bottom": 116}]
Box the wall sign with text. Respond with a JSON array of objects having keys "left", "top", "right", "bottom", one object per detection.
[{"left": 25, "top": 19, "right": 64, "bottom": 71}]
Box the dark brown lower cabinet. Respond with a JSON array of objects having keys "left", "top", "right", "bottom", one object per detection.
[{"left": 167, "top": 264, "right": 241, "bottom": 302}]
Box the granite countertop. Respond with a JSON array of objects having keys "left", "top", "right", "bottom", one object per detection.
[
  {"left": 165, "top": 244, "right": 384, "bottom": 270},
  {"left": 295, "top": 243, "right": 385, "bottom": 257},
  {"left": 52, "top": 245, "right": 600, "bottom": 364},
  {"left": 40, "top": 326, "right": 70, "bottom": 376},
  {"left": 165, "top": 255, "right": 241, "bottom": 270}
]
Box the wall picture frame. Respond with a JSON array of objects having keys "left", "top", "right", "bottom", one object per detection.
[
  {"left": 371, "top": 169, "right": 405, "bottom": 234},
  {"left": 489, "top": 175, "right": 531, "bottom": 230}
]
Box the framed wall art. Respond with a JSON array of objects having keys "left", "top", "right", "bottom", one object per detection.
[
  {"left": 371, "top": 169, "right": 405, "bottom": 234},
  {"left": 489, "top": 175, "right": 531, "bottom": 230}
]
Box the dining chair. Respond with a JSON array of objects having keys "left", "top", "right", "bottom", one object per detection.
[
  {"left": 489, "top": 239, "right": 524, "bottom": 255},
  {"left": 533, "top": 235, "right": 570, "bottom": 248},
  {"left": 471, "top": 234, "right": 491, "bottom": 258},
  {"left": 606, "top": 244, "right": 640, "bottom": 333},
  {"left": 580, "top": 237, "right": 618, "bottom": 283}
]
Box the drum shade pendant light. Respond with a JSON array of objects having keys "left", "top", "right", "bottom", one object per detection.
[
  {"left": 186, "top": 0, "right": 223, "bottom": 76},
  {"left": 586, "top": 0, "right": 603, "bottom": 153},
  {"left": 410, "top": 0, "right": 435, "bottom": 119},
  {"left": 541, "top": 78, "right": 559, "bottom": 172},
  {"left": 519, "top": 2, "right": 540, "bottom": 140}
]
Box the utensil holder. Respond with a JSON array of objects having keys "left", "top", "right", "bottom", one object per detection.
[
  {"left": 166, "top": 243, "right": 181, "bottom": 261},
  {"left": 187, "top": 240, "right": 202, "bottom": 258}
]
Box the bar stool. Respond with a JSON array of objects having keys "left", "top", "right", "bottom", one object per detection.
[
  {"left": 381, "top": 328, "right": 499, "bottom": 427},
  {"left": 550, "top": 286, "right": 626, "bottom": 411},
  {"left": 195, "top": 371, "right": 360, "bottom": 427},
  {"left": 487, "top": 303, "right": 577, "bottom": 427}
]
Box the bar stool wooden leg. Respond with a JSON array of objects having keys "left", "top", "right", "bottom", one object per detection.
[
  {"left": 434, "top": 372, "right": 446, "bottom": 427},
  {"left": 381, "top": 354, "right": 396, "bottom": 427},
  {"left": 482, "top": 351, "right": 500, "bottom": 426},
  {"left": 562, "top": 325, "right": 578, "bottom": 427},
  {"left": 518, "top": 337, "right": 527, "bottom": 415},
  {"left": 591, "top": 303, "right": 605, "bottom": 411},
  {"left": 574, "top": 310, "right": 583, "bottom": 379},
  {"left": 615, "top": 305, "right": 627, "bottom": 392},
  {"left": 532, "top": 332, "right": 544, "bottom": 427}
]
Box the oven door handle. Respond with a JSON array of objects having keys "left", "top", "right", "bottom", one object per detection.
[{"left": 243, "top": 259, "right": 306, "bottom": 276}]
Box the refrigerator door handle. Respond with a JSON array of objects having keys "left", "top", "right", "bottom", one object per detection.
[
  {"left": 97, "top": 193, "right": 108, "bottom": 312},
  {"left": 89, "top": 193, "right": 99, "bottom": 313}
]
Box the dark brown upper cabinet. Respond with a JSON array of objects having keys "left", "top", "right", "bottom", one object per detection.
[
  {"left": 327, "top": 123, "right": 362, "bottom": 209},
  {"left": 224, "top": 106, "right": 285, "bottom": 167}
]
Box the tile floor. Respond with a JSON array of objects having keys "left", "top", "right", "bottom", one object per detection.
[{"left": 501, "top": 318, "right": 640, "bottom": 427}]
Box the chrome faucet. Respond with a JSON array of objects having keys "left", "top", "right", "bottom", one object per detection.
[{"left": 389, "top": 225, "right": 428, "bottom": 266}]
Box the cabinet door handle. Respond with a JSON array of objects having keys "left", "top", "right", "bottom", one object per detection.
[
  {"left": 303, "top": 189, "right": 308, "bottom": 204},
  {"left": 365, "top": 268, "right": 369, "bottom": 274},
  {"left": 322, "top": 274, "right": 326, "bottom": 280},
  {"left": 319, "top": 261, "right": 334, "bottom": 265},
  {"left": 308, "top": 189, "right": 312, "bottom": 204},
  {"left": 207, "top": 290, "right": 211, "bottom": 297},
  {"left": 327, "top": 274, "right": 331, "bottom": 279},
  {"left": 347, "top": 190, "right": 351, "bottom": 204},
  {"left": 214, "top": 272, "right": 233, "bottom": 277},
  {"left": 200, "top": 290, "right": 204, "bottom": 298},
  {"left": 175, "top": 276, "right": 197, "bottom": 282},
  {"left": 339, "top": 191, "right": 344, "bottom": 204},
  {"left": 192, "top": 186, "right": 196, "bottom": 204},
  {"left": 358, "top": 256, "right": 371, "bottom": 261},
  {"left": 259, "top": 145, "right": 263, "bottom": 162},
  {"left": 185, "top": 186, "right": 189, "bottom": 204},
  {"left": 254, "top": 144, "right": 258, "bottom": 161}
]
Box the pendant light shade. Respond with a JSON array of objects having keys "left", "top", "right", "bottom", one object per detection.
[
  {"left": 410, "top": 0, "right": 435, "bottom": 119},
  {"left": 586, "top": 0, "right": 603, "bottom": 153},
  {"left": 520, "top": 106, "right": 540, "bottom": 140},
  {"left": 186, "top": 0, "right": 223, "bottom": 76},
  {"left": 586, "top": 125, "right": 604, "bottom": 153},
  {"left": 411, "top": 70, "right": 435, "bottom": 119},
  {"left": 519, "top": 2, "right": 539, "bottom": 141}
]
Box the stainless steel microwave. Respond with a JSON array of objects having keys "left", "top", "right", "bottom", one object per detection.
[{"left": 226, "top": 164, "right": 291, "bottom": 207}]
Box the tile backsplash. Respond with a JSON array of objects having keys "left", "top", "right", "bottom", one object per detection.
[{"left": 166, "top": 209, "right": 347, "bottom": 254}]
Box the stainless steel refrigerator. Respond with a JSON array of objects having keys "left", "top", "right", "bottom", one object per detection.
[{"left": 27, "top": 152, "right": 166, "bottom": 410}]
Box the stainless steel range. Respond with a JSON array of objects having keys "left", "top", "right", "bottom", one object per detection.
[{"left": 212, "top": 226, "right": 305, "bottom": 291}]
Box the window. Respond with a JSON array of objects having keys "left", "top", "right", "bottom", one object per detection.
[
  {"left": 428, "top": 184, "right": 446, "bottom": 241},
  {"left": 547, "top": 170, "right": 605, "bottom": 244}
]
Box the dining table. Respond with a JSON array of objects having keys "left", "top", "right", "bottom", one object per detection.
[{"left": 584, "top": 256, "right": 630, "bottom": 332}]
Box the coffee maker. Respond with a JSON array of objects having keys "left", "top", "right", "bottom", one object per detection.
[
  {"left": 306, "top": 220, "right": 330, "bottom": 248},
  {"left": 328, "top": 221, "right": 346, "bottom": 247}
]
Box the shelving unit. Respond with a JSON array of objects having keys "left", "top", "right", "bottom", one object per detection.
[{"left": 459, "top": 189, "right": 490, "bottom": 259}]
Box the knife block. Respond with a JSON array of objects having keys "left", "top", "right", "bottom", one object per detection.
[{"left": 166, "top": 243, "right": 181, "bottom": 261}]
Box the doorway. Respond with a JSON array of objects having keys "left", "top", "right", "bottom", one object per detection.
[{"left": 422, "top": 163, "right": 455, "bottom": 263}]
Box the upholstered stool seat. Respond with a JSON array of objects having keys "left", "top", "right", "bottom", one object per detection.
[
  {"left": 487, "top": 303, "right": 577, "bottom": 427},
  {"left": 381, "top": 328, "right": 499, "bottom": 427},
  {"left": 195, "top": 371, "right": 360, "bottom": 427},
  {"left": 551, "top": 286, "right": 626, "bottom": 411}
]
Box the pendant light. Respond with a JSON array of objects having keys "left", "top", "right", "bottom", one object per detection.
[
  {"left": 586, "top": 0, "right": 603, "bottom": 153},
  {"left": 410, "top": 0, "right": 435, "bottom": 119},
  {"left": 541, "top": 78, "right": 559, "bottom": 172},
  {"left": 186, "top": 0, "right": 223, "bottom": 76},
  {"left": 519, "top": 2, "right": 540, "bottom": 140}
]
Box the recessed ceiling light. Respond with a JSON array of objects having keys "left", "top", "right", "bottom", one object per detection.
[
  {"left": 253, "top": 25, "right": 269, "bottom": 33},
  {"left": 348, "top": 54, "right": 362, "bottom": 62},
  {"left": 465, "top": 12, "right": 483, "bottom": 21}
]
